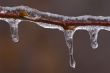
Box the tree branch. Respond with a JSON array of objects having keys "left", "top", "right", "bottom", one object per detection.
[{"left": 0, "top": 6, "right": 110, "bottom": 30}]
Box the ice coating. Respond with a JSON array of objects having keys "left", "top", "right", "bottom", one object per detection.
[
  {"left": 1, "top": 6, "right": 110, "bottom": 68},
  {"left": 36, "top": 22, "right": 64, "bottom": 31},
  {"left": 0, "top": 6, "right": 41, "bottom": 20},
  {"left": 1, "top": 6, "right": 110, "bottom": 22}
]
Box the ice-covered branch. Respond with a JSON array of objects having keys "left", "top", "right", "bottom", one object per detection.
[
  {"left": 0, "top": 6, "right": 110, "bottom": 30},
  {"left": 0, "top": 6, "right": 110, "bottom": 69}
]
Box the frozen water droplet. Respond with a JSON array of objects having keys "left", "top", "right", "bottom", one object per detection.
[
  {"left": 64, "top": 30, "right": 76, "bottom": 68},
  {"left": 87, "top": 27, "right": 100, "bottom": 49},
  {"left": 5, "top": 19, "right": 21, "bottom": 42}
]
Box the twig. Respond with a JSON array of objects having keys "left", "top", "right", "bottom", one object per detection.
[{"left": 0, "top": 6, "right": 110, "bottom": 30}]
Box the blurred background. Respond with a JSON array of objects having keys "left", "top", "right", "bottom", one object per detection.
[{"left": 0, "top": 0, "right": 110, "bottom": 73}]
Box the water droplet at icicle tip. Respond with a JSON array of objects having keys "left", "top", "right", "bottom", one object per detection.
[
  {"left": 5, "top": 19, "right": 21, "bottom": 43},
  {"left": 64, "top": 30, "right": 76, "bottom": 68}
]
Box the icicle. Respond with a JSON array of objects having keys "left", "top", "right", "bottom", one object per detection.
[
  {"left": 76, "top": 26, "right": 101, "bottom": 49},
  {"left": 64, "top": 30, "right": 76, "bottom": 68},
  {"left": 87, "top": 27, "right": 100, "bottom": 49},
  {"left": 5, "top": 19, "right": 21, "bottom": 42}
]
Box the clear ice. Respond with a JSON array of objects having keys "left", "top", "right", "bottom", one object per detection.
[
  {"left": 36, "top": 22, "right": 64, "bottom": 31},
  {"left": 87, "top": 27, "right": 100, "bottom": 49},
  {"left": 64, "top": 30, "right": 76, "bottom": 68},
  {"left": 7, "top": 19, "right": 21, "bottom": 42},
  {"left": 1, "top": 6, "right": 110, "bottom": 68},
  {"left": 0, "top": 18, "right": 21, "bottom": 42}
]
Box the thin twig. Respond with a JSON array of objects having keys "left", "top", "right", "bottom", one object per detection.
[{"left": 0, "top": 6, "right": 110, "bottom": 30}]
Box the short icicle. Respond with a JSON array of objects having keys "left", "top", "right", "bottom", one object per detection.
[
  {"left": 5, "top": 19, "right": 21, "bottom": 42},
  {"left": 64, "top": 30, "right": 76, "bottom": 68},
  {"left": 87, "top": 27, "right": 100, "bottom": 49}
]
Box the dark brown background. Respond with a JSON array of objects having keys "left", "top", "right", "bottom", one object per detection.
[{"left": 0, "top": 0, "right": 110, "bottom": 73}]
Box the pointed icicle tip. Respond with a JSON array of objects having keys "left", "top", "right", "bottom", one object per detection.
[
  {"left": 12, "top": 37, "right": 19, "bottom": 42},
  {"left": 69, "top": 54, "right": 76, "bottom": 68},
  {"left": 70, "top": 61, "right": 76, "bottom": 68}
]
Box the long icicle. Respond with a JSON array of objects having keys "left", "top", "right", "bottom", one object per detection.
[{"left": 64, "top": 30, "right": 76, "bottom": 68}]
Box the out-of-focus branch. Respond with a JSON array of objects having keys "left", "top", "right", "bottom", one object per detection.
[{"left": 0, "top": 6, "right": 110, "bottom": 30}]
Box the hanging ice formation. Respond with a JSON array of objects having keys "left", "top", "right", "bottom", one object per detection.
[
  {"left": 5, "top": 19, "right": 21, "bottom": 42},
  {"left": 0, "top": 6, "right": 110, "bottom": 68}
]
